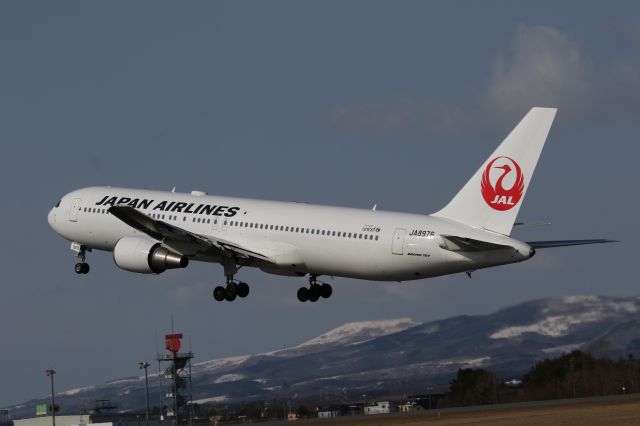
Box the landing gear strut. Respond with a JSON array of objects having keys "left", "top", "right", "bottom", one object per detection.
[
  {"left": 212, "top": 259, "right": 250, "bottom": 302},
  {"left": 297, "top": 275, "right": 332, "bottom": 302},
  {"left": 73, "top": 244, "right": 90, "bottom": 274}
]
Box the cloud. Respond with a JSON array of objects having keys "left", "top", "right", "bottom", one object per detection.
[
  {"left": 487, "top": 25, "right": 592, "bottom": 119},
  {"left": 166, "top": 280, "right": 211, "bottom": 306},
  {"left": 327, "top": 24, "right": 640, "bottom": 137}
]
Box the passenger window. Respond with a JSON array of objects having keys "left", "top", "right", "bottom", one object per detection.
[
  {"left": 375, "top": 235, "right": 379, "bottom": 240},
  {"left": 359, "top": 234, "right": 362, "bottom": 239}
]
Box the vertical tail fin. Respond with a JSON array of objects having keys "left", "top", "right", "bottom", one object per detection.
[{"left": 432, "top": 107, "right": 557, "bottom": 236}]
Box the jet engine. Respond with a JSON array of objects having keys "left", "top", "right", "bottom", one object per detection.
[{"left": 113, "top": 236, "right": 188, "bottom": 274}]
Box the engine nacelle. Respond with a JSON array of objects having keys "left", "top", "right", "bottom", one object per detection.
[{"left": 113, "top": 236, "right": 188, "bottom": 274}]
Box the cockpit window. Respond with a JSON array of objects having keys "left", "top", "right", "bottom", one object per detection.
[{"left": 54, "top": 200, "right": 61, "bottom": 208}]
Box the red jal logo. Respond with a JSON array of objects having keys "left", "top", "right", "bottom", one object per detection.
[{"left": 481, "top": 156, "right": 524, "bottom": 211}]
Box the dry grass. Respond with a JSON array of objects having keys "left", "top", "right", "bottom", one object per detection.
[{"left": 295, "top": 397, "right": 640, "bottom": 426}]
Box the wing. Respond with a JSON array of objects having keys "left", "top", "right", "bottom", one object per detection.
[
  {"left": 108, "top": 205, "right": 270, "bottom": 261},
  {"left": 527, "top": 239, "right": 618, "bottom": 249}
]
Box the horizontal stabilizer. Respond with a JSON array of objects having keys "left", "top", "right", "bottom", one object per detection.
[
  {"left": 527, "top": 239, "right": 618, "bottom": 249},
  {"left": 440, "top": 235, "right": 512, "bottom": 252},
  {"left": 513, "top": 220, "right": 552, "bottom": 229}
]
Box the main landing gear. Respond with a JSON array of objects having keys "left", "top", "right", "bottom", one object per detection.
[
  {"left": 297, "top": 275, "right": 332, "bottom": 303},
  {"left": 73, "top": 244, "right": 90, "bottom": 275},
  {"left": 213, "top": 277, "right": 250, "bottom": 302},
  {"left": 213, "top": 259, "right": 249, "bottom": 302}
]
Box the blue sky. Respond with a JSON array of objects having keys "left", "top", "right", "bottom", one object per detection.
[{"left": 1, "top": 1, "right": 639, "bottom": 407}]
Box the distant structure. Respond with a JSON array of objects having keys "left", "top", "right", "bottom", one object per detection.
[
  {"left": 0, "top": 409, "right": 13, "bottom": 426},
  {"left": 364, "top": 401, "right": 390, "bottom": 415},
  {"left": 398, "top": 394, "right": 436, "bottom": 412},
  {"left": 78, "top": 399, "right": 117, "bottom": 415},
  {"left": 156, "top": 333, "right": 194, "bottom": 425},
  {"left": 317, "top": 406, "right": 340, "bottom": 418}
]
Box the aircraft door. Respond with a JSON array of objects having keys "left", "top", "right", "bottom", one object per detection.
[
  {"left": 392, "top": 228, "right": 406, "bottom": 255},
  {"left": 213, "top": 217, "right": 228, "bottom": 233},
  {"left": 68, "top": 198, "right": 81, "bottom": 222}
]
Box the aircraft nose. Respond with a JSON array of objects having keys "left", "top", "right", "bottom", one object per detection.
[{"left": 47, "top": 208, "right": 57, "bottom": 230}]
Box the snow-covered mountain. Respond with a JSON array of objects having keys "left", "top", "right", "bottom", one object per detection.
[{"left": 8, "top": 296, "right": 640, "bottom": 418}]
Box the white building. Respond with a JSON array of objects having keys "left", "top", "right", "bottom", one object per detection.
[
  {"left": 317, "top": 409, "right": 340, "bottom": 418},
  {"left": 364, "top": 402, "right": 390, "bottom": 415},
  {"left": 398, "top": 402, "right": 423, "bottom": 413}
]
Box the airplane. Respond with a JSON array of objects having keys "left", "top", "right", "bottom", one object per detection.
[{"left": 47, "top": 107, "right": 615, "bottom": 303}]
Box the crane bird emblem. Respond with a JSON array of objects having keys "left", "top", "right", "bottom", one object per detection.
[{"left": 481, "top": 156, "right": 525, "bottom": 211}]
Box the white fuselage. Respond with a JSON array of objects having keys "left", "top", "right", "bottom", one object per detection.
[{"left": 47, "top": 186, "right": 533, "bottom": 281}]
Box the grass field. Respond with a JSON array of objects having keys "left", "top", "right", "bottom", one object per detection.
[{"left": 287, "top": 395, "right": 640, "bottom": 426}]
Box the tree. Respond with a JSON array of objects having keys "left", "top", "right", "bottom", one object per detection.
[{"left": 441, "top": 368, "right": 503, "bottom": 407}]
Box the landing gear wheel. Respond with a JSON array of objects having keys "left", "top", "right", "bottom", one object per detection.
[
  {"left": 297, "top": 287, "right": 309, "bottom": 302},
  {"left": 320, "top": 283, "right": 332, "bottom": 299},
  {"left": 75, "top": 263, "right": 89, "bottom": 274},
  {"left": 213, "top": 286, "right": 226, "bottom": 302},
  {"left": 308, "top": 284, "right": 321, "bottom": 302},
  {"left": 237, "top": 282, "right": 250, "bottom": 298},
  {"left": 225, "top": 282, "right": 238, "bottom": 301}
]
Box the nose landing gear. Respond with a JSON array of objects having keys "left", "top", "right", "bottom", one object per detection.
[
  {"left": 72, "top": 243, "right": 90, "bottom": 274},
  {"left": 297, "top": 275, "right": 332, "bottom": 302},
  {"left": 74, "top": 262, "right": 90, "bottom": 274}
]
